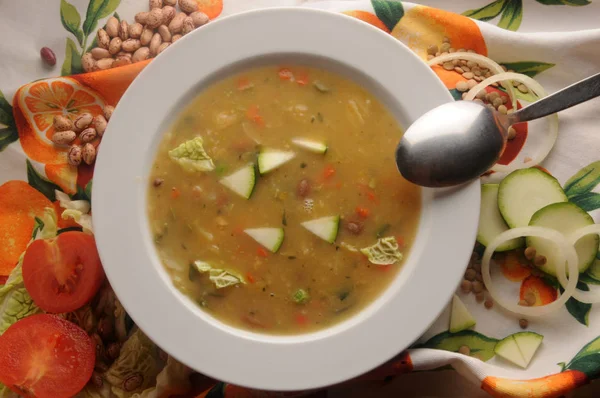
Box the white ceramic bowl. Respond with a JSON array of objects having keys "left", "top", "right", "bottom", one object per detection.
[{"left": 93, "top": 7, "right": 480, "bottom": 391}]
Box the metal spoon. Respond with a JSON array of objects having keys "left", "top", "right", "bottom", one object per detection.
[{"left": 396, "top": 72, "right": 600, "bottom": 188}]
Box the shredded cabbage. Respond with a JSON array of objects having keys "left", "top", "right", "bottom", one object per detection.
[
  {"left": 360, "top": 237, "right": 403, "bottom": 265},
  {"left": 33, "top": 207, "right": 58, "bottom": 240},
  {"left": 55, "top": 189, "right": 91, "bottom": 214},
  {"left": 168, "top": 137, "right": 215, "bottom": 172},
  {"left": 105, "top": 329, "right": 163, "bottom": 395},
  {"left": 62, "top": 209, "right": 93, "bottom": 234},
  {"left": 133, "top": 356, "right": 191, "bottom": 398},
  {"left": 0, "top": 254, "right": 42, "bottom": 335},
  {"left": 193, "top": 261, "right": 245, "bottom": 289}
]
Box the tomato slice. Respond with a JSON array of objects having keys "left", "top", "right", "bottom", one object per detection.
[
  {"left": 23, "top": 231, "right": 104, "bottom": 313},
  {"left": 0, "top": 314, "right": 95, "bottom": 398}
]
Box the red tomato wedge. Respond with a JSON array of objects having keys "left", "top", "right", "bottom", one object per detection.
[
  {"left": 23, "top": 231, "right": 104, "bottom": 313},
  {"left": 0, "top": 314, "right": 95, "bottom": 398}
]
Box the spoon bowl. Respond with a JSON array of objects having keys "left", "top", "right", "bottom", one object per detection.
[{"left": 396, "top": 101, "right": 507, "bottom": 187}]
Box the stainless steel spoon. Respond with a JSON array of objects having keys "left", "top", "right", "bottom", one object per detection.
[{"left": 396, "top": 72, "right": 600, "bottom": 188}]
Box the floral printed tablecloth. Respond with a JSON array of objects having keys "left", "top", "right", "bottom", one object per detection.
[{"left": 1, "top": 0, "right": 600, "bottom": 397}]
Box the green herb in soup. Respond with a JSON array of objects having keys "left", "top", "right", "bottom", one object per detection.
[{"left": 147, "top": 65, "right": 421, "bottom": 335}]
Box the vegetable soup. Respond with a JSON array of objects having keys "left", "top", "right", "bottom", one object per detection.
[{"left": 147, "top": 65, "right": 421, "bottom": 334}]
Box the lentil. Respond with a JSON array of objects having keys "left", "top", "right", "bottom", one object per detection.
[
  {"left": 464, "top": 269, "right": 476, "bottom": 281},
  {"left": 524, "top": 247, "right": 536, "bottom": 260},
  {"left": 534, "top": 255, "right": 547, "bottom": 267},
  {"left": 456, "top": 81, "right": 469, "bottom": 92},
  {"left": 507, "top": 126, "right": 517, "bottom": 140},
  {"left": 460, "top": 279, "right": 472, "bottom": 293}
]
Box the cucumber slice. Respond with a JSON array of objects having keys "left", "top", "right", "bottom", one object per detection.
[
  {"left": 219, "top": 164, "right": 256, "bottom": 199},
  {"left": 498, "top": 168, "right": 567, "bottom": 228},
  {"left": 291, "top": 138, "right": 328, "bottom": 154},
  {"left": 585, "top": 258, "right": 600, "bottom": 283},
  {"left": 513, "top": 332, "right": 543, "bottom": 366},
  {"left": 301, "top": 216, "right": 340, "bottom": 243},
  {"left": 244, "top": 228, "right": 284, "bottom": 253},
  {"left": 449, "top": 295, "right": 476, "bottom": 333},
  {"left": 495, "top": 332, "right": 543, "bottom": 368},
  {"left": 527, "top": 202, "right": 598, "bottom": 276},
  {"left": 494, "top": 335, "right": 527, "bottom": 368},
  {"left": 477, "top": 184, "right": 523, "bottom": 251},
  {"left": 257, "top": 149, "right": 295, "bottom": 174}
]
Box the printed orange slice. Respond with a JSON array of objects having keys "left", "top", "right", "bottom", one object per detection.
[
  {"left": 391, "top": 6, "right": 487, "bottom": 60},
  {"left": 0, "top": 181, "right": 52, "bottom": 275},
  {"left": 15, "top": 77, "right": 106, "bottom": 193},
  {"left": 520, "top": 275, "right": 557, "bottom": 306},
  {"left": 343, "top": 11, "right": 390, "bottom": 32},
  {"left": 497, "top": 251, "right": 531, "bottom": 282}
]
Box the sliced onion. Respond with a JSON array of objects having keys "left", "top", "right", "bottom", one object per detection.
[
  {"left": 464, "top": 72, "right": 558, "bottom": 175},
  {"left": 427, "top": 52, "right": 517, "bottom": 105},
  {"left": 482, "top": 226, "right": 579, "bottom": 316},
  {"left": 567, "top": 225, "right": 600, "bottom": 303}
]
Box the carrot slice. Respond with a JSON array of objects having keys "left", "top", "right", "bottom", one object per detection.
[
  {"left": 245, "top": 105, "right": 265, "bottom": 127},
  {"left": 323, "top": 164, "right": 336, "bottom": 179},
  {"left": 278, "top": 68, "right": 294, "bottom": 81},
  {"left": 256, "top": 247, "right": 268, "bottom": 258},
  {"left": 356, "top": 207, "right": 370, "bottom": 218},
  {"left": 296, "top": 70, "right": 309, "bottom": 86}
]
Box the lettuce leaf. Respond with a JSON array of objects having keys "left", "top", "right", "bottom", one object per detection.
[
  {"left": 55, "top": 189, "right": 91, "bottom": 213},
  {"left": 0, "top": 254, "right": 43, "bottom": 335},
  {"left": 193, "top": 261, "right": 245, "bottom": 289},
  {"left": 0, "top": 384, "right": 19, "bottom": 398},
  {"left": 360, "top": 236, "right": 403, "bottom": 265},
  {"left": 168, "top": 137, "right": 215, "bottom": 172},
  {"left": 62, "top": 209, "right": 93, "bottom": 234},
  {"left": 33, "top": 207, "right": 58, "bottom": 240}
]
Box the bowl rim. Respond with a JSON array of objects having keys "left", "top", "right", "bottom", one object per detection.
[{"left": 92, "top": 7, "right": 480, "bottom": 391}]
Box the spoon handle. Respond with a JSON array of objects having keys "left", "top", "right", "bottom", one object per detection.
[{"left": 509, "top": 72, "right": 600, "bottom": 124}]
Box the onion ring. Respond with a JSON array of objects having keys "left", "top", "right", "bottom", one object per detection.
[{"left": 482, "top": 226, "right": 579, "bottom": 316}]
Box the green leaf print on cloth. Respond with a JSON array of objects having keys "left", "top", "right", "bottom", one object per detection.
[
  {"left": 463, "top": 0, "right": 589, "bottom": 31},
  {"left": 371, "top": 0, "right": 404, "bottom": 32},
  {"left": 82, "top": 0, "right": 120, "bottom": 36},
  {"left": 565, "top": 161, "right": 600, "bottom": 197},
  {"left": 500, "top": 61, "right": 555, "bottom": 77},
  {"left": 0, "top": 90, "right": 18, "bottom": 152},
  {"left": 564, "top": 161, "right": 600, "bottom": 212},
  {"left": 26, "top": 160, "right": 62, "bottom": 202},
  {"left": 497, "top": 0, "right": 523, "bottom": 31},
  {"left": 463, "top": 0, "right": 506, "bottom": 21},
  {"left": 59, "top": 0, "right": 122, "bottom": 76},
  {"left": 562, "top": 282, "right": 592, "bottom": 327},
  {"left": 62, "top": 37, "right": 83, "bottom": 76},
  {"left": 415, "top": 330, "right": 499, "bottom": 361},
  {"left": 564, "top": 334, "right": 600, "bottom": 379},
  {"left": 60, "top": 0, "right": 84, "bottom": 46},
  {"left": 536, "top": 0, "right": 590, "bottom": 5}
]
